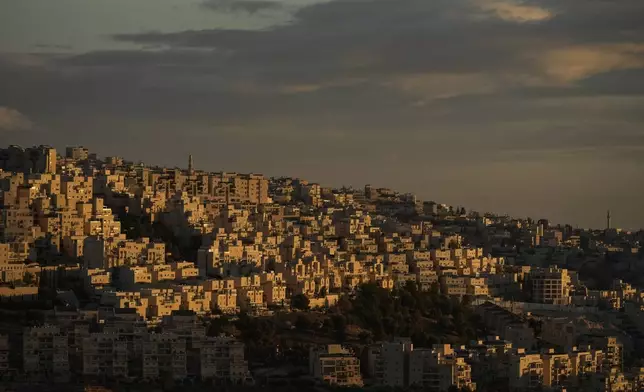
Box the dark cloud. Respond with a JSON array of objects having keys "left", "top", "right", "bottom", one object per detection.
[
  {"left": 111, "top": 0, "right": 644, "bottom": 90},
  {"left": 34, "top": 44, "right": 74, "bottom": 50},
  {"left": 201, "top": 0, "right": 282, "bottom": 14},
  {"left": 539, "top": 0, "right": 644, "bottom": 43},
  {"left": 576, "top": 68, "right": 644, "bottom": 96}
]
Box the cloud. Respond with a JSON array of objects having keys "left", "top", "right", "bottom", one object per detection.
[
  {"left": 0, "top": 107, "right": 33, "bottom": 132},
  {"left": 478, "top": 0, "right": 553, "bottom": 23},
  {"left": 537, "top": 44, "right": 644, "bottom": 84},
  {"left": 107, "top": 0, "right": 602, "bottom": 96},
  {"left": 21, "top": 0, "right": 644, "bottom": 117},
  {"left": 15, "top": 0, "right": 644, "bottom": 139},
  {"left": 385, "top": 73, "right": 500, "bottom": 100},
  {"left": 201, "top": 0, "right": 282, "bottom": 13},
  {"left": 34, "top": 43, "right": 74, "bottom": 51},
  {"left": 0, "top": 53, "right": 54, "bottom": 68},
  {"left": 275, "top": 84, "right": 324, "bottom": 94}
]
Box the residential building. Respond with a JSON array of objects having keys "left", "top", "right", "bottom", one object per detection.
[
  {"left": 23, "top": 326, "right": 69, "bottom": 380},
  {"left": 309, "top": 344, "right": 363, "bottom": 387}
]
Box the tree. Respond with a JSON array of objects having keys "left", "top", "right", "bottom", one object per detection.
[
  {"left": 329, "top": 283, "right": 479, "bottom": 346},
  {"left": 291, "top": 294, "right": 310, "bottom": 311},
  {"left": 207, "top": 316, "right": 230, "bottom": 336},
  {"left": 295, "top": 314, "right": 313, "bottom": 331},
  {"left": 211, "top": 304, "right": 223, "bottom": 315},
  {"left": 238, "top": 296, "right": 252, "bottom": 314},
  {"left": 318, "top": 286, "right": 327, "bottom": 298},
  {"left": 336, "top": 295, "right": 353, "bottom": 314},
  {"left": 23, "top": 272, "right": 35, "bottom": 285},
  {"left": 358, "top": 331, "right": 373, "bottom": 344},
  {"left": 332, "top": 314, "right": 347, "bottom": 342}
]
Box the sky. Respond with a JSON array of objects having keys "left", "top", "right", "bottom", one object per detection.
[{"left": 0, "top": 0, "right": 643, "bottom": 229}]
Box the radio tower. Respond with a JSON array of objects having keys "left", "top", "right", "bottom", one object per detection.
[
  {"left": 606, "top": 210, "right": 611, "bottom": 230},
  {"left": 188, "top": 154, "right": 194, "bottom": 174}
]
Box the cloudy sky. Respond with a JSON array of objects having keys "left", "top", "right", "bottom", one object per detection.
[{"left": 1, "top": 0, "right": 643, "bottom": 229}]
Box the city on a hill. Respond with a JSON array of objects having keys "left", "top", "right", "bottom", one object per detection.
[{"left": 0, "top": 144, "right": 643, "bottom": 392}]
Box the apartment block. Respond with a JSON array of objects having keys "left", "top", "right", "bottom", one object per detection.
[
  {"left": 142, "top": 288, "right": 182, "bottom": 319},
  {"left": 142, "top": 333, "right": 187, "bottom": 381},
  {"left": 65, "top": 146, "right": 89, "bottom": 161},
  {"left": 199, "top": 337, "right": 252, "bottom": 384},
  {"left": 508, "top": 350, "right": 544, "bottom": 391},
  {"left": 0, "top": 334, "right": 10, "bottom": 374},
  {"left": 527, "top": 268, "right": 572, "bottom": 305},
  {"left": 82, "top": 333, "right": 129, "bottom": 378},
  {"left": 23, "top": 326, "right": 69, "bottom": 380},
  {"left": 366, "top": 339, "right": 413, "bottom": 387},
  {"left": 0, "top": 145, "right": 56, "bottom": 174},
  {"left": 408, "top": 345, "right": 475, "bottom": 391},
  {"left": 100, "top": 291, "right": 149, "bottom": 318},
  {"left": 309, "top": 344, "right": 364, "bottom": 387},
  {"left": 82, "top": 268, "right": 111, "bottom": 295}
]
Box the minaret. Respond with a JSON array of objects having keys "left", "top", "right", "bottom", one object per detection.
[
  {"left": 188, "top": 154, "right": 194, "bottom": 174},
  {"left": 606, "top": 210, "right": 611, "bottom": 230}
]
